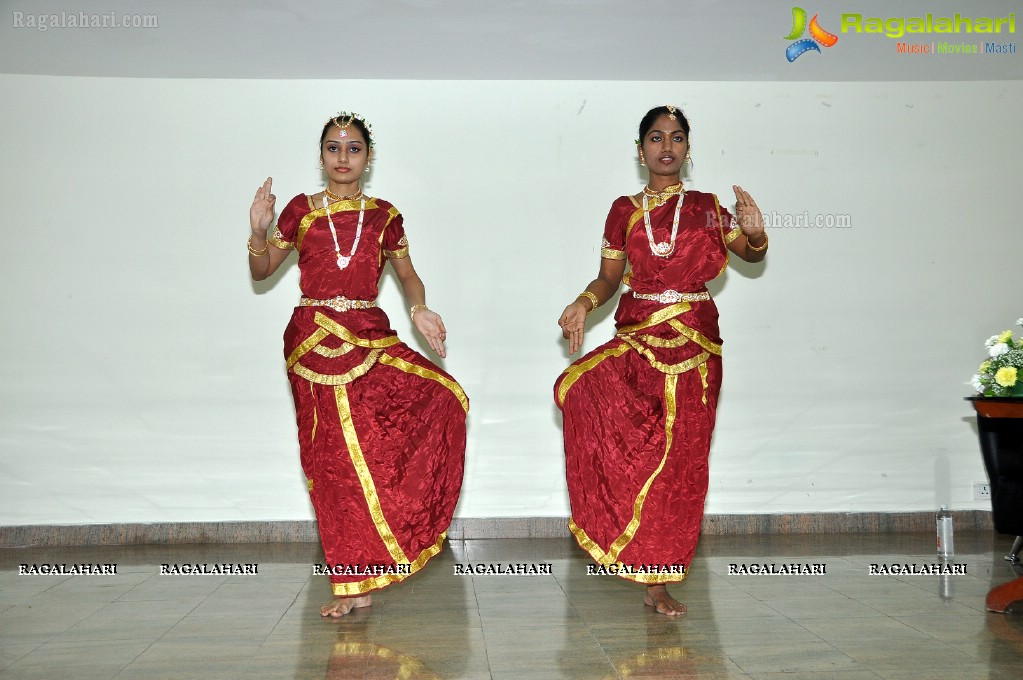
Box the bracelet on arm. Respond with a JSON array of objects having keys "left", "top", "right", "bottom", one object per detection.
[
  {"left": 577, "top": 291, "right": 600, "bottom": 315},
  {"left": 247, "top": 236, "right": 269, "bottom": 257},
  {"left": 410, "top": 304, "right": 428, "bottom": 322},
  {"left": 746, "top": 233, "right": 768, "bottom": 252}
]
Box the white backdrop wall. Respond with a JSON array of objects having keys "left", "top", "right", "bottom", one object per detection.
[{"left": 0, "top": 75, "right": 1019, "bottom": 525}]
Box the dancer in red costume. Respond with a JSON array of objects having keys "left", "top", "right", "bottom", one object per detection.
[
  {"left": 555, "top": 105, "right": 766, "bottom": 616},
  {"left": 248, "top": 113, "right": 467, "bottom": 618}
]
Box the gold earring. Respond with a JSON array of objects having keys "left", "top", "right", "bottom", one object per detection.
[
  {"left": 319, "top": 158, "right": 324, "bottom": 169},
  {"left": 639, "top": 153, "right": 646, "bottom": 167},
  {"left": 685, "top": 153, "right": 691, "bottom": 164}
]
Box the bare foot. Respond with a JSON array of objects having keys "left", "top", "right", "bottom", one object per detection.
[
  {"left": 320, "top": 594, "right": 372, "bottom": 618},
  {"left": 644, "top": 585, "right": 687, "bottom": 617}
]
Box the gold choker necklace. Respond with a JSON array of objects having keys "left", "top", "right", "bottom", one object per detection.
[
  {"left": 325, "top": 188, "right": 363, "bottom": 202},
  {"left": 643, "top": 183, "right": 684, "bottom": 200}
]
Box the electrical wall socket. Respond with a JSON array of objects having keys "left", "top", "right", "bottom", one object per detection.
[{"left": 974, "top": 482, "right": 991, "bottom": 500}]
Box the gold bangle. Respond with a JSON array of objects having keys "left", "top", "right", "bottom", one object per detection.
[
  {"left": 746, "top": 233, "right": 768, "bottom": 252},
  {"left": 247, "top": 236, "right": 269, "bottom": 256},
  {"left": 577, "top": 291, "right": 600, "bottom": 315},
  {"left": 410, "top": 304, "right": 428, "bottom": 322}
]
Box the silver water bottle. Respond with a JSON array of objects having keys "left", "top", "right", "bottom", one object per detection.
[{"left": 936, "top": 505, "right": 954, "bottom": 558}]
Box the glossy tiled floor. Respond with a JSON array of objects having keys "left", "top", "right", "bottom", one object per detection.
[{"left": 1, "top": 533, "right": 1021, "bottom": 679}]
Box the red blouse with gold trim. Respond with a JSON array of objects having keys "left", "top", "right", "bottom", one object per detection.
[
  {"left": 555, "top": 189, "right": 739, "bottom": 584},
  {"left": 269, "top": 194, "right": 408, "bottom": 301},
  {"left": 270, "top": 194, "right": 467, "bottom": 597}
]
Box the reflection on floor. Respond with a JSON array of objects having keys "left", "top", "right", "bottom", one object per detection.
[{"left": 0, "top": 532, "right": 1021, "bottom": 679}]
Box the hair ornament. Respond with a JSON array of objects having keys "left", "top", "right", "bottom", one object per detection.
[{"left": 328, "top": 111, "right": 374, "bottom": 146}]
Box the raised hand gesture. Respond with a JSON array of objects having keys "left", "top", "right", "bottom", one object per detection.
[
  {"left": 732, "top": 185, "right": 765, "bottom": 238},
  {"left": 250, "top": 177, "right": 277, "bottom": 235}
]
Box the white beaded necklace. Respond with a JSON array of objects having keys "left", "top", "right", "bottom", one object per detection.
[
  {"left": 322, "top": 194, "right": 365, "bottom": 270},
  {"left": 641, "top": 189, "right": 685, "bottom": 257}
]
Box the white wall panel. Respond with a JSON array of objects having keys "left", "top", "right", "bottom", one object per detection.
[{"left": 0, "top": 76, "right": 1019, "bottom": 523}]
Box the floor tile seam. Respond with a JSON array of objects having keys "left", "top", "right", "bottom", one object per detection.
[
  {"left": 60, "top": 615, "right": 166, "bottom": 674},
  {"left": 928, "top": 633, "right": 1008, "bottom": 663},
  {"left": 553, "top": 567, "right": 626, "bottom": 680},
  {"left": 3, "top": 601, "right": 112, "bottom": 636},
  {"left": 475, "top": 572, "right": 621, "bottom": 678},
  {"left": 785, "top": 605, "right": 937, "bottom": 646},
  {"left": 887, "top": 609, "right": 998, "bottom": 638},
  {"left": 760, "top": 584, "right": 872, "bottom": 617},
  {"left": 854, "top": 670, "right": 887, "bottom": 679},
  {"left": 950, "top": 600, "right": 988, "bottom": 614},
  {"left": 0, "top": 641, "right": 45, "bottom": 671},
  {"left": 828, "top": 632, "right": 997, "bottom": 662},
  {"left": 265, "top": 583, "right": 308, "bottom": 639},
  {"left": 109, "top": 570, "right": 187, "bottom": 610},
  {"left": 725, "top": 580, "right": 840, "bottom": 600},
  {"left": 589, "top": 620, "right": 625, "bottom": 680},
  {"left": 885, "top": 573, "right": 966, "bottom": 597},
  {"left": 465, "top": 574, "right": 496, "bottom": 679},
  {"left": 786, "top": 611, "right": 879, "bottom": 646},
  {"left": 722, "top": 636, "right": 861, "bottom": 675},
  {"left": 93, "top": 598, "right": 192, "bottom": 631},
  {"left": 136, "top": 585, "right": 211, "bottom": 649},
  {"left": 10, "top": 657, "right": 140, "bottom": 675},
  {"left": 817, "top": 572, "right": 877, "bottom": 601},
  {"left": 814, "top": 575, "right": 946, "bottom": 612},
  {"left": 60, "top": 641, "right": 151, "bottom": 679}
]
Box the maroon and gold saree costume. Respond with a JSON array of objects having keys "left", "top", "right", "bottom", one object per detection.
[
  {"left": 555, "top": 190, "right": 740, "bottom": 584},
  {"left": 270, "top": 194, "right": 468, "bottom": 596}
]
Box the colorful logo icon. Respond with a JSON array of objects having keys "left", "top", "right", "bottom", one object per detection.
[{"left": 784, "top": 7, "right": 839, "bottom": 61}]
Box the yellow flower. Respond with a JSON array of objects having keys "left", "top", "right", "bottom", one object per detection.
[
  {"left": 995, "top": 367, "right": 1018, "bottom": 387},
  {"left": 979, "top": 360, "right": 992, "bottom": 373},
  {"left": 998, "top": 330, "right": 1014, "bottom": 344}
]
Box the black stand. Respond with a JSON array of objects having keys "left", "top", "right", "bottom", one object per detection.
[{"left": 967, "top": 397, "right": 1023, "bottom": 611}]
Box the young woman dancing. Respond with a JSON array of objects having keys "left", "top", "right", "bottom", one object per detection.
[
  {"left": 249, "top": 112, "right": 467, "bottom": 617},
  {"left": 555, "top": 105, "right": 766, "bottom": 616}
]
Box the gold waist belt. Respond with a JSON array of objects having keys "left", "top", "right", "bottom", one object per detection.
[
  {"left": 299, "top": 296, "right": 377, "bottom": 313},
  {"left": 632, "top": 290, "right": 710, "bottom": 304}
]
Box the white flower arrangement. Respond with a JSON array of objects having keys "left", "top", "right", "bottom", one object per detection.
[{"left": 972, "top": 319, "right": 1023, "bottom": 397}]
